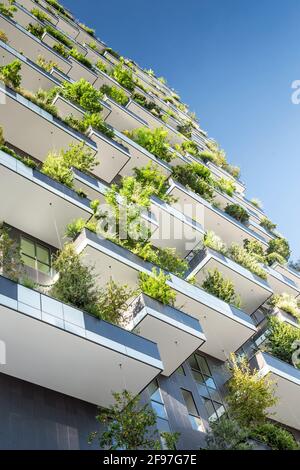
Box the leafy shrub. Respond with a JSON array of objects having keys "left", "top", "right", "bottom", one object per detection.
[
  {"left": 269, "top": 293, "right": 300, "bottom": 319},
  {"left": 227, "top": 243, "right": 267, "bottom": 279},
  {"left": 243, "top": 238, "right": 265, "bottom": 263},
  {"left": 63, "top": 141, "right": 98, "bottom": 172},
  {"left": 0, "top": 30, "right": 8, "bottom": 43},
  {"left": 199, "top": 151, "right": 215, "bottom": 163},
  {"left": 52, "top": 42, "right": 68, "bottom": 58},
  {"left": 206, "top": 416, "right": 251, "bottom": 450},
  {"left": 204, "top": 230, "right": 227, "bottom": 254},
  {"left": 260, "top": 216, "right": 276, "bottom": 233},
  {"left": 0, "top": 223, "right": 23, "bottom": 282},
  {"left": 214, "top": 177, "right": 236, "bottom": 196},
  {"left": 224, "top": 163, "right": 241, "bottom": 179},
  {"left": 79, "top": 23, "right": 95, "bottom": 37},
  {"left": 225, "top": 204, "right": 249, "bottom": 224},
  {"left": 36, "top": 55, "right": 59, "bottom": 72},
  {"left": 123, "top": 127, "right": 172, "bottom": 162},
  {"left": 111, "top": 64, "right": 135, "bottom": 91},
  {"left": 265, "top": 316, "right": 300, "bottom": 366},
  {"left": 58, "top": 79, "right": 103, "bottom": 113},
  {"left": 105, "top": 47, "right": 120, "bottom": 59},
  {"left": 202, "top": 268, "right": 241, "bottom": 308},
  {"left": 100, "top": 84, "right": 129, "bottom": 106},
  {"left": 138, "top": 269, "right": 176, "bottom": 306},
  {"left": 180, "top": 140, "right": 200, "bottom": 157},
  {"left": 250, "top": 198, "right": 262, "bottom": 209},
  {"left": 172, "top": 163, "right": 214, "bottom": 202},
  {"left": 0, "top": 2, "right": 16, "bottom": 18},
  {"left": 250, "top": 423, "right": 299, "bottom": 450},
  {"left": 176, "top": 121, "right": 193, "bottom": 138},
  {"left": 31, "top": 7, "right": 52, "bottom": 23},
  {"left": 227, "top": 353, "right": 277, "bottom": 427},
  {"left": 27, "top": 23, "right": 45, "bottom": 39},
  {"left": 65, "top": 113, "right": 114, "bottom": 139},
  {"left": 51, "top": 243, "right": 101, "bottom": 316},
  {"left": 0, "top": 59, "right": 22, "bottom": 88},
  {"left": 42, "top": 152, "right": 73, "bottom": 188},
  {"left": 134, "top": 162, "right": 174, "bottom": 203},
  {"left": 267, "top": 237, "right": 290, "bottom": 263},
  {"left": 70, "top": 48, "right": 93, "bottom": 69},
  {"left": 96, "top": 278, "right": 136, "bottom": 324},
  {"left": 95, "top": 59, "right": 108, "bottom": 73},
  {"left": 45, "top": 25, "right": 72, "bottom": 48},
  {"left": 21, "top": 88, "right": 58, "bottom": 116},
  {"left": 65, "top": 218, "right": 86, "bottom": 239}
]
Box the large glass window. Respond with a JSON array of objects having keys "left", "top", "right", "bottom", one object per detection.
[
  {"left": 20, "top": 237, "right": 51, "bottom": 275},
  {"left": 181, "top": 389, "right": 205, "bottom": 432},
  {"left": 148, "top": 380, "right": 173, "bottom": 448},
  {"left": 188, "top": 353, "right": 225, "bottom": 422}
]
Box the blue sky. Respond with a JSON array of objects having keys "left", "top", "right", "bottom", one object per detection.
[{"left": 63, "top": 0, "right": 300, "bottom": 260}]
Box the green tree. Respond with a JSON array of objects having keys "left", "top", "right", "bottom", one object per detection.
[
  {"left": 250, "top": 423, "right": 299, "bottom": 450},
  {"left": 226, "top": 353, "right": 278, "bottom": 427},
  {"left": 59, "top": 79, "right": 103, "bottom": 114},
  {"left": 89, "top": 390, "right": 179, "bottom": 450},
  {"left": 97, "top": 278, "right": 136, "bottom": 325},
  {"left": 265, "top": 316, "right": 300, "bottom": 366},
  {"left": 124, "top": 127, "right": 172, "bottom": 162},
  {"left": 0, "top": 223, "right": 24, "bottom": 282},
  {"left": 206, "top": 416, "right": 252, "bottom": 450},
  {"left": 267, "top": 237, "right": 290, "bottom": 263},
  {"left": 138, "top": 269, "right": 176, "bottom": 306},
  {"left": 111, "top": 64, "right": 135, "bottom": 91},
  {"left": 225, "top": 204, "right": 249, "bottom": 224},
  {"left": 201, "top": 269, "right": 241, "bottom": 308},
  {"left": 0, "top": 59, "right": 22, "bottom": 88}
]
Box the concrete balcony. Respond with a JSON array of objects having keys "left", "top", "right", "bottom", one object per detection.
[
  {"left": 272, "top": 262, "right": 300, "bottom": 292},
  {"left": 271, "top": 307, "right": 300, "bottom": 329},
  {"left": 0, "top": 275, "right": 162, "bottom": 407},
  {"left": 166, "top": 179, "right": 269, "bottom": 249},
  {"left": 84, "top": 44, "right": 114, "bottom": 71},
  {"left": 0, "top": 14, "right": 72, "bottom": 74},
  {"left": 253, "top": 351, "right": 300, "bottom": 430},
  {"left": 67, "top": 56, "right": 98, "bottom": 85},
  {"left": 74, "top": 229, "right": 256, "bottom": 361},
  {"left": 0, "top": 149, "right": 92, "bottom": 247},
  {"left": 18, "top": 0, "right": 59, "bottom": 26},
  {"left": 92, "top": 69, "right": 131, "bottom": 98},
  {"left": 0, "top": 83, "right": 97, "bottom": 163},
  {"left": 52, "top": 92, "right": 111, "bottom": 122},
  {"left": 104, "top": 96, "right": 149, "bottom": 132},
  {"left": 206, "top": 161, "right": 246, "bottom": 195},
  {"left": 263, "top": 264, "right": 300, "bottom": 298},
  {"left": 127, "top": 293, "right": 206, "bottom": 376},
  {"left": 187, "top": 247, "right": 273, "bottom": 314},
  {"left": 0, "top": 40, "right": 61, "bottom": 91}
]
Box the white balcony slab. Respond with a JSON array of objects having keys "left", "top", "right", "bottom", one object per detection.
[
  {"left": 92, "top": 69, "right": 131, "bottom": 98},
  {"left": 254, "top": 351, "right": 300, "bottom": 430},
  {"left": 272, "top": 262, "right": 300, "bottom": 292},
  {"left": 264, "top": 264, "right": 300, "bottom": 298},
  {"left": 104, "top": 96, "right": 148, "bottom": 132},
  {"left": 68, "top": 56, "right": 98, "bottom": 85},
  {"left": 187, "top": 247, "right": 272, "bottom": 314},
  {"left": 0, "top": 149, "right": 92, "bottom": 247},
  {"left": 128, "top": 294, "right": 206, "bottom": 376},
  {"left": 0, "top": 275, "right": 162, "bottom": 407}
]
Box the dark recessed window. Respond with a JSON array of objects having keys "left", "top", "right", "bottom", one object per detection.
[
  {"left": 181, "top": 388, "right": 205, "bottom": 432},
  {"left": 21, "top": 236, "right": 51, "bottom": 275}
]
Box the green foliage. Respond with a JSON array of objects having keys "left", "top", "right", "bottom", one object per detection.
[
  {"left": 105, "top": 47, "right": 120, "bottom": 59},
  {"left": 0, "top": 223, "right": 23, "bottom": 282},
  {"left": 27, "top": 22, "right": 45, "bottom": 39},
  {"left": 176, "top": 120, "right": 193, "bottom": 138},
  {"left": 250, "top": 423, "right": 299, "bottom": 450},
  {"left": 227, "top": 243, "right": 267, "bottom": 279},
  {"left": 0, "top": 2, "right": 17, "bottom": 18},
  {"left": 89, "top": 390, "right": 179, "bottom": 450},
  {"left": 111, "top": 64, "right": 135, "bottom": 91},
  {"left": 250, "top": 198, "right": 262, "bottom": 209},
  {"left": 201, "top": 268, "right": 241, "bottom": 308},
  {"left": 172, "top": 162, "right": 214, "bottom": 202},
  {"left": 260, "top": 216, "right": 276, "bottom": 233},
  {"left": 269, "top": 293, "right": 300, "bottom": 319},
  {"left": 79, "top": 23, "right": 95, "bottom": 37},
  {"left": 65, "top": 113, "right": 114, "bottom": 139},
  {"left": 227, "top": 353, "right": 277, "bottom": 427},
  {"left": 243, "top": 238, "right": 266, "bottom": 263},
  {"left": 42, "top": 142, "right": 97, "bottom": 188},
  {"left": 0, "top": 59, "right": 22, "bottom": 88},
  {"left": 132, "top": 92, "right": 163, "bottom": 119},
  {"left": 45, "top": 0, "right": 68, "bottom": 16},
  {"left": 265, "top": 316, "right": 300, "bottom": 366},
  {"left": 51, "top": 243, "right": 100, "bottom": 315},
  {"left": 96, "top": 278, "right": 136, "bottom": 324},
  {"left": 0, "top": 30, "right": 8, "bottom": 43},
  {"left": 133, "top": 162, "right": 174, "bottom": 203},
  {"left": 100, "top": 84, "right": 129, "bottom": 106},
  {"left": 138, "top": 269, "right": 176, "bottom": 306},
  {"left": 45, "top": 25, "right": 72, "bottom": 48},
  {"left": 31, "top": 8, "right": 52, "bottom": 23},
  {"left": 214, "top": 177, "right": 236, "bottom": 196},
  {"left": 58, "top": 79, "right": 103, "bottom": 113},
  {"left": 65, "top": 218, "right": 86, "bottom": 239},
  {"left": 123, "top": 127, "right": 173, "bottom": 162},
  {"left": 267, "top": 237, "right": 290, "bottom": 263},
  {"left": 52, "top": 42, "right": 68, "bottom": 58},
  {"left": 20, "top": 88, "right": 58, "bottom": 116},
  {"left": 206, "top": 416, "right": 252, "bottom": 450},
  {"left": 95, "top": 59, "right": 108, "bottom": 73},
  {"left": 70, "top": 48, "right": 93, "bottom": 69},
  {"left": 225, "top": 204, "right": 249, "bottom": 224},
  {"left": 36, "top": 55, "right": 59, "bottom": 73},
  {"left": 204, "top": 231, "right": 227, "bottom": 255}
]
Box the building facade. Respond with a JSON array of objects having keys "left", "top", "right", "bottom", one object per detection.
[{"left": 0, "top": 0, "right": 299, "bottom": 450}]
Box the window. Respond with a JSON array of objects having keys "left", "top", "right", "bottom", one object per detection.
[
  {"left": 148, "top": 380, "right": 173, "bottom": 448},
  {"left": 176, "top": 365, "right": 185, "bottom": 376},
  {"left": 181, "top": 389, "right": 205, "bottom": 432},
  {"left": 188, "top": 353, "right": 225, "bottom": 423},
  {"left": 20, "top": 237, "right": 51, "bottom": 275}
]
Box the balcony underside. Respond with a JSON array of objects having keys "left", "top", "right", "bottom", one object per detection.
[
  {"left": 264, "top": 265, "right": 300, "bottom": 298},
  {"left": 254, "top": 352, "right": 300, "bottom": 430},
  {"left": 0, "top": 150, "right": 92, "bottom": 247},
  {"left": 188, "top": 248, "right": 272, "bottom": 314},
  {"left": 0, "top": 15, "right": 72, "bottom": 74},
  {"left": 104, "top": 98, "right": 148, "bottom": 132},
  {"left": 0, "top": 84, "right": 97, "bottom": 162},
  {"left": 52, "top": 94, "right": 111, "bottom": 122},
  {"left": 0, "top": 276, "right": 162, "bottom": 408},
  {"left": 75, "top": 230, "right": 256, "bottom": 361}
]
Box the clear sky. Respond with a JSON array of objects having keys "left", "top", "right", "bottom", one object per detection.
[{"left": 63, "top": 0, "right": 300, "bottom": 260}]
